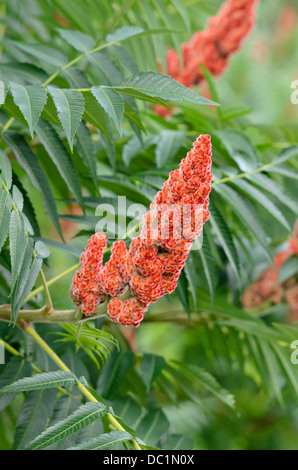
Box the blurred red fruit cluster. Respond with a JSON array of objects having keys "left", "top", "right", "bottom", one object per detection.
[
  {"left": 70, "top": 135, "right": 212, "bottom": 327},
  {"left": 155, "top": 0, "right": 259, "bottom": 117},
  {"left": 242, "top": 221, "right": 298, "bottom": 321}
]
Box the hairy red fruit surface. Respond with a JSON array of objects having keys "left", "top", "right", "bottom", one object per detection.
[
  {"left": 70, "top": 135, "right": 213, "bottom": 327},
  {"left": 70, "top": 232, "right": 107, "bottom": 315}
]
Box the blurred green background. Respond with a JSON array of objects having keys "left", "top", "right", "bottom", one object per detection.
[{"left": 1, "top": 0, "right": 298, "bottom": 450}]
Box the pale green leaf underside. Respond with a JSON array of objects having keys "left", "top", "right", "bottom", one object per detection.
[
  {"left": 47, "top": 86, "right": 84, "bottom": 151},
  {"left": 0, "top": 370, "right": 78, "bottom": 394},
  {"left": 10, "top": 82, "right": 48, "bottom": 137}
]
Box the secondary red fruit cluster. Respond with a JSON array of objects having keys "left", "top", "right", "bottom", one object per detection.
[
  {"left": 242, "top": 220, "right": 298, "bottom": 321},
  {"left": 155, "top": 0, "right": 259, "bottom": 116},
  {"left": 69, "top": 232, "right": 107, "bottom": 315},
  {"left": 70, "top": 135, "right": 212, "bottom": 327}
]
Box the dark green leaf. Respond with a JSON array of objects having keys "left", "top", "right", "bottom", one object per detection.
[
  {"left": 36, "top": 120, "right": 84, "bottom": 208},
  {"left": 25, "top": 402, "right": 108, "bottom": 450},
  {"left": 92, "top": 86, "right": 124, "bottom": 135},
  {"left": 2, "top": 132, "right": 63, "bottom": 239},
  {"left": 13, "top": 389, "right": 57, "bottom": 450}
]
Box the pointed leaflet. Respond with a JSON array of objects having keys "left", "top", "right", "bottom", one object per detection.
[
  {"left": 0, "top": 188, "right": 11, "bottom": 253},
  {"left": 198, "top": 236, "right": 217, "bottom": 302},
  {"left": 107, "top": 44, "right": 139, "bottom": 77},
  {"left": 34, "top": 240, "right": 51, "bottom": 258},
  {"left": 106, "top": 26, "right": 176, "bottom": 44},
  {"left": 112, "top": 72, "right": 218, "bottom": 106},
  {"left": 0, "top": 63, "right": 48, "bottom": 85},
  {"left": 13, "top": 389, "right": 57, "bottom": 450},
  {"left": 10, "top": 242, "right": 49, "bottom": 323},
  {"left": 278, "top": 257, "right": 298, "bottom": 284},
  {"left": 187, "top": 364, "right": 235, "bottom": 409},
  {"left": 11, "top": 171, "right": 41, "bottom": 238},
  {"left": 90, "top": 50, "right": 124, "bottom": 85},
  {"left": 40, "top": 93, "right": 61, "bottom": 127},
  {"left": 269, "top": 145, "right": 298, "bottom": 166},
  {"left": 1, "top": 92, "right": 29, "bottom": 126},
  {"left": 0, "top": 357, "right": 31, "bottom": 412},
  {"left": 124, "top": 102, "right": 146, "bottom": 134},
  {"left": 35, "top": 120, "right": 84, "bottom": 209},
  {"left": 62, "top": 67, "right": 90, "bottom": 90},
  {"left": 25, "top": 402, "right": 108, "bottom": 450},
  {"left": 0, "top": 152, "right": 12, "bottom": 252},
  {"left": 141, "top": 354, "right": 166, "bottom": 391},
  {"left": 97, "top": 351, "right": 134, "bottom": 400},
  {"left": 82, "top": 92, "right": 109, "bottom": 138},
  {"left": 35, "top": 238, "right": 81, "bottom": 258},
  {"left": 184, "top": 252, "right": 198, "bottom": 308},
  {"left": 57, "top": 28, "right": 95, "bottom": 52},
  {"left": 231, "top": 178, "right": 291, "bottom": 232},
  {"left": 12, "top": 185, "right": 24, "bottom": 211},
  {"left": 137, "top": 409, "right": 169, "bottom": 446},
  {"left": 47, "top": 394, "right": 80, "bottom": 450},
  {"left": 123, "top": 134, "right": 157, "bottom": 166},
  {"left": 0, "top": 151, "right": 12, "bottom": 189},
  {"left": 9, "top": 211, "right": 28, "bottom": 293},
  {"left": 209, "top": 201, "right": 240, "bottom": 281},
  {"left": 2, "top": 132, "right": 63, "bottom": 239},
  {"left": 215, "top": 130, "right": 258, "bottom": 171},
  {"left": 0, "top": 371, "right": 78, "bottom": 394},
  {"left": 10, "top": 42, "right": 68, "bottom": 67},
  {"left": 10, "top": 82, "right": 47, "bottom": 137},
  {"left": 268, "top": 167, "right": 298, "bottom": 180},
  {"left": 105, "top": 26, "right": 144, "bottom": 43},
  {"left": 213, "top": 184, "right": 272, "bottom": 263},
  {"left": 155, "top": 130, "right": 185, "bottom": 168},
  {"left": 47, "top": 86, "right": 84, "bottom": 151},
  {"left": 67, "top": 431, "right": 132, "bottom": 450},
  {"left": 258, "top": 339, "right": 284, "bottom": 406},
  {"left": 175, "top": 269, "right": 191, "bottom": 318},
  {"left": 91, "top": 87, "right": 124, "bottom": 136},
  {"left": 10, "top": 236, "right": 34, "bottom": 323},
  {"left": 168, "top": 361, "right": 235, "bottom": 409},
  {"left": 247, "top": 173, "right": 298, "bottom": 216},
  {"left": 75, "top": 122, "right": 97, "bottom": 190}
]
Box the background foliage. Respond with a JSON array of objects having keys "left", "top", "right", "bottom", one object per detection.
[{"left": 0, "top": 0, "right": 298, "bottom": 450}]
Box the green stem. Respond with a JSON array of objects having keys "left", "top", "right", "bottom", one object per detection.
[
  {"left": 0, "top": 116, "right": 14, "bottom": 135},
  {"left": 24, "top": 263, "right": 80, "bottom": 303},
  {"left": 211, "top": 161, "right": 283, "bottom": 187},
  {"left": 0, "top": 289, "right": 133, "bottom": 324},
  {"left": 39, "top": 268, "right": 53, "bottom": 313},
  {"left": 19, "top": 322, "right": 142, "bottom": 450},
  {"left": 1, "top": 339, "right": 68, "bottom": 394}
]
